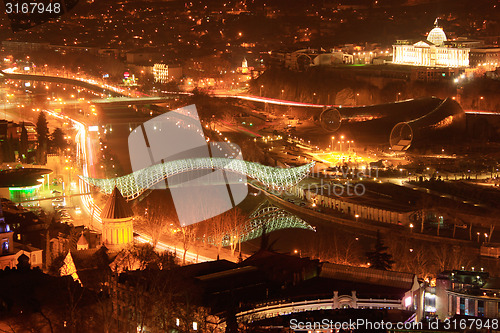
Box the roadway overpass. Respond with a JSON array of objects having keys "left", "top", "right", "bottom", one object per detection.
[
  {"left": 91, "top": 96, "right": 174, "bottom": 106},
  {"left": 0, "top": 70, "right": 123, "bottom": 97}
]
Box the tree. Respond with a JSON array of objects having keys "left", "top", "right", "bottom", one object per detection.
[
  {"left": 1, "top": 136, "right": 15, "bottom": 162},
  {"left": 19, "top": 122, "right": 28, "bottom": 162},
  {"left": 51, "top": 128, "right": 66, "bottom": 154},
  {"left": 10, "top": 134, "right": 19, "bottom": 161},
  {"left": 226, "top": 208, "right": 246, "bottom": 257},
  {"left": 36, "top": 111, "right": 49, "bottom": 164},
  {"left": 208, "top": 212, "right": 230, "bottom": 257},
  {"left": 134, "top": 197, "right": 176, "bottom": 249},
  {"left": 366, "top": 231, "right": 394, "bottom": 270},
  {"left": 111, "top": 244, "right": 178, "bottom": 274},
  {"left": 180, "top": 224, "right": 198, "bottom": 265}
]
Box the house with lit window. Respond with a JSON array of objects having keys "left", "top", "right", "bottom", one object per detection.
[{"left": 0, "top": 218, "right": 43, "bottom": 270}]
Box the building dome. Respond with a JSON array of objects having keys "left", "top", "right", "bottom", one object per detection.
[{"left": 427, "top": 27, "right": 447, "bottom": 46}]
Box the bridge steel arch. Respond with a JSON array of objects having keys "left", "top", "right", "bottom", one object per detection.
[
  {"left": 209, "top": 202, "right": 315, "bottom": 247},
  {"left": 80, "top": 158, "right": 315, "bottom": 200}
]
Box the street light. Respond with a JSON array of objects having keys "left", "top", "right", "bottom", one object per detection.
[
  {"left": 410, "top": 223, "right": 414, "bottom": 232},
  {"left": 331, "top": 136, "right": 335, "bottom": 151},
  {"left": 260, "top": 85, "right": 264, "bottom": 97},
  {"left": 477, "top": 232, "right": 481, "bottom": 242},
  {"left": 355, "top": 214, "right": 359, "bottom": 222}
]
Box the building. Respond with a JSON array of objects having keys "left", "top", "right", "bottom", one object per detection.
[
  {"left": 0, "top": 168, "right": 52, "bottom": 202},
  {"left": 302, "top": 186, "right": 415, "bottom": 225},
  {"left": 0, "top": 216, "right": 43, "bottom": 270},
  {"left": 100, "top": 187, "right": 134, "bottom": 251},
  {"left": 271, "top": 48, "right": 352, "bottom": 70},
  {"left": 413, "top": 269, "right": 500, "bottom": 322},
  {"left": 469, "top": 47, "right": 500, "bottom": 68},
  {"left": 111, "top": 249, "right": 419, "bottom": 331},
  {"left": 152, "top": 63, "right": 183, "bottom": 83},
  {"left": 125, "top": 48, "right": 162, "bottom": 65},
  {"left": 76, "top": 233, "right": 89, "bottom": 251},
  {"left": 393, "top": 21, "right": 470, "bottom": 68},
  {"left": 0, "top": 121, "right": 37, "bottom": 143}
]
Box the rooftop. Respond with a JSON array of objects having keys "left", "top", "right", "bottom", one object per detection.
[
  {"left": 0, "top": 168, "right": 52, "bottom": 188},
  {"left": 321, "top": 262, "right": 417, "bottom": 291},
  {"left": 100, "top": 187, "right": 133, "bottom": 219}
]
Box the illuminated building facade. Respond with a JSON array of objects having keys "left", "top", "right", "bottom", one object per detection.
[
  {"left": 0, "top": 208, "right": 43, "bottom": 270},
  {"left": 101, "top": 187, "right": 134, "bottom": 251},
  {"left": 413, "top": 270, "right": 500, "bottom": 321},
  {"left": 153, "top": 63, "right": 183, "bottom": 83},
  {"left": 393, "top": 22, "right": 470, "bottom": 68},
  {"left": 469, "top": 47, "right": 500, "bottom": 68}
]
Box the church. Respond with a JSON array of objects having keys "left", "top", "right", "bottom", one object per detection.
[{"left": 392, "top": 19, "right": 470, "bottom": 68}]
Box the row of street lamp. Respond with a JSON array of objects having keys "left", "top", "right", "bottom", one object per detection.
[{"left": 330, "top": 135, "right": 354, "bottom": 152}]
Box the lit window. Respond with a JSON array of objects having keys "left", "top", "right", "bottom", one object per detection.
[{"left": 2, "top": 240, "right": 9, "bottom": 254}]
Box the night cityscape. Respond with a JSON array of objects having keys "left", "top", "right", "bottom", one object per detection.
[{"left": 0, "top": 0, "right": 500, "bottom": 332}]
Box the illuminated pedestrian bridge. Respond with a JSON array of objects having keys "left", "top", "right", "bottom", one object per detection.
[{"left": 80, "top": 157, "right": 314, "bottom": 200}]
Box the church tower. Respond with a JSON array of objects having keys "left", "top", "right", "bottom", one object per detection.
[{"left": 101, "top": 187, "right": 134, "bottom": 251}]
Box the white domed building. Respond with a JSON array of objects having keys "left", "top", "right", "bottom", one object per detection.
[
  {"left": 392, "top": 20, "right": 469, "bottom": 67},
  {"left": 427, "top": 26, "right": 447, "bottom": 46}
]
